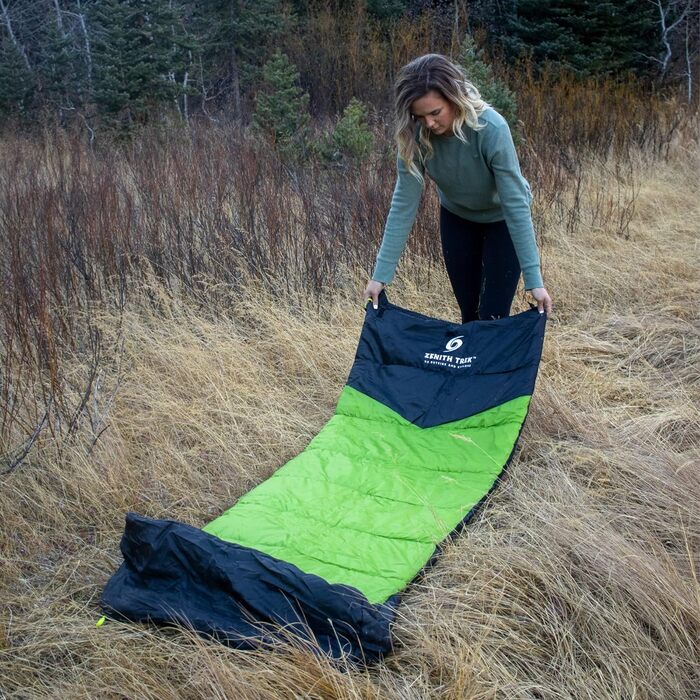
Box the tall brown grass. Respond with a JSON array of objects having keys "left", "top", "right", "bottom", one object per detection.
[
  {"left": 0, "top": 73, "right": 698, "bottom": 696},
  {"left": 1, "top": 147, "right": 698, "bottom": 697},
  {"left": 0, "top": 74, "right": 694, "bottom": 449}
]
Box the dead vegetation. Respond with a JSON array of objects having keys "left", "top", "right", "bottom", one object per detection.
[{"left": 1, "top": 111, "right": 699, "bottom": 698}]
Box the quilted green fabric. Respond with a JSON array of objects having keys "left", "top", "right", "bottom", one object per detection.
[{"left": 204, "top": 386, "right": 530, "bottom": 604}]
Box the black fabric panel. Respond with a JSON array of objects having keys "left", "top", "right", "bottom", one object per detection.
[
  {"left": 348, "top": 292, "right": 546, "bottom": 427},
  {"left": 101, "top": 513, "right": 394, "bottom": 662}
]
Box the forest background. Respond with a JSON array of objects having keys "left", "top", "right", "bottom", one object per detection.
[
  {"left": 1, "top": 1, "right": 699, "bottom": 698},
  {"left": 0, "top": 0, "right": 697, "bottom": 128}
]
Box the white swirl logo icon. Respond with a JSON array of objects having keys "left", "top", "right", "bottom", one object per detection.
[{"left": 444, "top": 336, "right": 463, "bottom": 353}]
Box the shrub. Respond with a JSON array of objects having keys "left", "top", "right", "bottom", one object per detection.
[
  {"left": 319, "top": 97, "right": 374, "bottom": 163},
  {"left": 253, "top": 50, "right": 311, "bottom": 160}
]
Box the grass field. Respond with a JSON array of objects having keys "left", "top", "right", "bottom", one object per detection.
[{"left": 1, "top": 138, "right": 698, "bottom": 698}]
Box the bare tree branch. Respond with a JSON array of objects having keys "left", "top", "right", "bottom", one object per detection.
[
  {"left": 649, "top": 0, "right": 692, "bottom": 74},
  {"left": 1, "top": 395, "right": 52, "bottom": 474}
]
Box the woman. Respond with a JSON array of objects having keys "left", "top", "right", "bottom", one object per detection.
[{"left": 363, "top": 54, "right": 552, "bottom": 321}]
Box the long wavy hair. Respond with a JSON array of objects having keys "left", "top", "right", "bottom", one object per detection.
[{"left": 394, "top": 54, "right": 489, "bottom": 181}]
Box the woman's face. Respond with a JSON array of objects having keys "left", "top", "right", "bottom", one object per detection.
[{"left": 410, "top": 90, "right": 455, "bottom": 135}]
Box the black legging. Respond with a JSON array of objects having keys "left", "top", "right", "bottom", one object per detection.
[{"left": 440, "top": 206, "right": 521, "bottom": 324}]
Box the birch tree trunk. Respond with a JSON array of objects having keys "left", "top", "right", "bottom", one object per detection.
[{"left": 76, "top": 0, "right": 93, "bottom": 92}]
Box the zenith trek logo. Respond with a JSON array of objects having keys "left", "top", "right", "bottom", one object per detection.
[{"left": 423, "top": 336, "right": 477, "bottom": 369}]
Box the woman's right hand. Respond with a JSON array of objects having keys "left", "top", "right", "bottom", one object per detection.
[{"left": 363, "top": 280, "right": 385, "bottom": 309}]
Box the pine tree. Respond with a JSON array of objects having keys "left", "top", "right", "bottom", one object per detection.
[
  {"left": 35, "top": 19, "right": 76, "bottom": 114},
  {"left": 253, "top": 50, "right": 310, "bottom": 159},
  {"left": 90, "top": 0, "right": 189, "bottom": 129},
  {"left": 190, "top": 0, "right": 290, "bottom": 119},
  {"left": 320, "top": 97, "right": 374, "bottom": 163},
  {"left": 0, "top": 38, "right": 35, "bottom": 117},
  {"left": 499, "top": 0, "right": 660, "bottom": 76},
  {"left": 458, "top": 35, "right": 518, "bottom": 129},
  {"left": 367, "top": 0, "right": 408, "bottom": 18}
]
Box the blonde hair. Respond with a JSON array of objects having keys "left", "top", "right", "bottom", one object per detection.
[{"left": 394, "top": 54, "right": 489, "bottom": 181}]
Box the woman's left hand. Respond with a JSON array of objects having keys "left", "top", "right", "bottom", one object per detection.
[{"left": 529, "top": 287, "right": 553, "bottom": 316}]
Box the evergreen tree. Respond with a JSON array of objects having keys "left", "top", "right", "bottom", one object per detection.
[
  {"left": 0, "top": 38, "right": 35, "bottom": 116},
  {"left": 253, "top": 50, "right": 310, "bottom": 159},
  {"left": 90, "top": 0, "right": 189, "bottom": 128},
  {"left": 499, "top": 0, "right": 660, "bottom": 76},
  {"left": 190, "top": 0, "right": 290, "bottom": 119},
  {"left": 459, "top": 35, "right": 518, "bottom": 129},
  {"left": 35, "top": 19, "right": 76, "bottom": 114},
  {"left": 320, "top": 97, "right": 374, "bottom": 163},
  {"left": 367, "top": 0, "right": 408, "bottom": 18}
]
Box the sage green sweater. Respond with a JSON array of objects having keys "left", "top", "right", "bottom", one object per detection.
[{"left": 372, "top": 107, "right": 543, "bottom": 290}]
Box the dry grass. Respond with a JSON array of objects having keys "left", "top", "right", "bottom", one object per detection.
[{"left": 1, "top": 146, "right": 699, "bottom": 698}]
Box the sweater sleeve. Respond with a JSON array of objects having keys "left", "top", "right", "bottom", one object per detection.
[
  {"left": 483, "top": 123, "right": 543, "bottom": 290},
  {"left": 371, "top": 155, "right": 424, "bottom": 284}
]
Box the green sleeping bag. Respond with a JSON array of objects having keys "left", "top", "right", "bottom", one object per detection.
[{"left": 102, "top": 294, "right": 546, "bottom": 661}]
